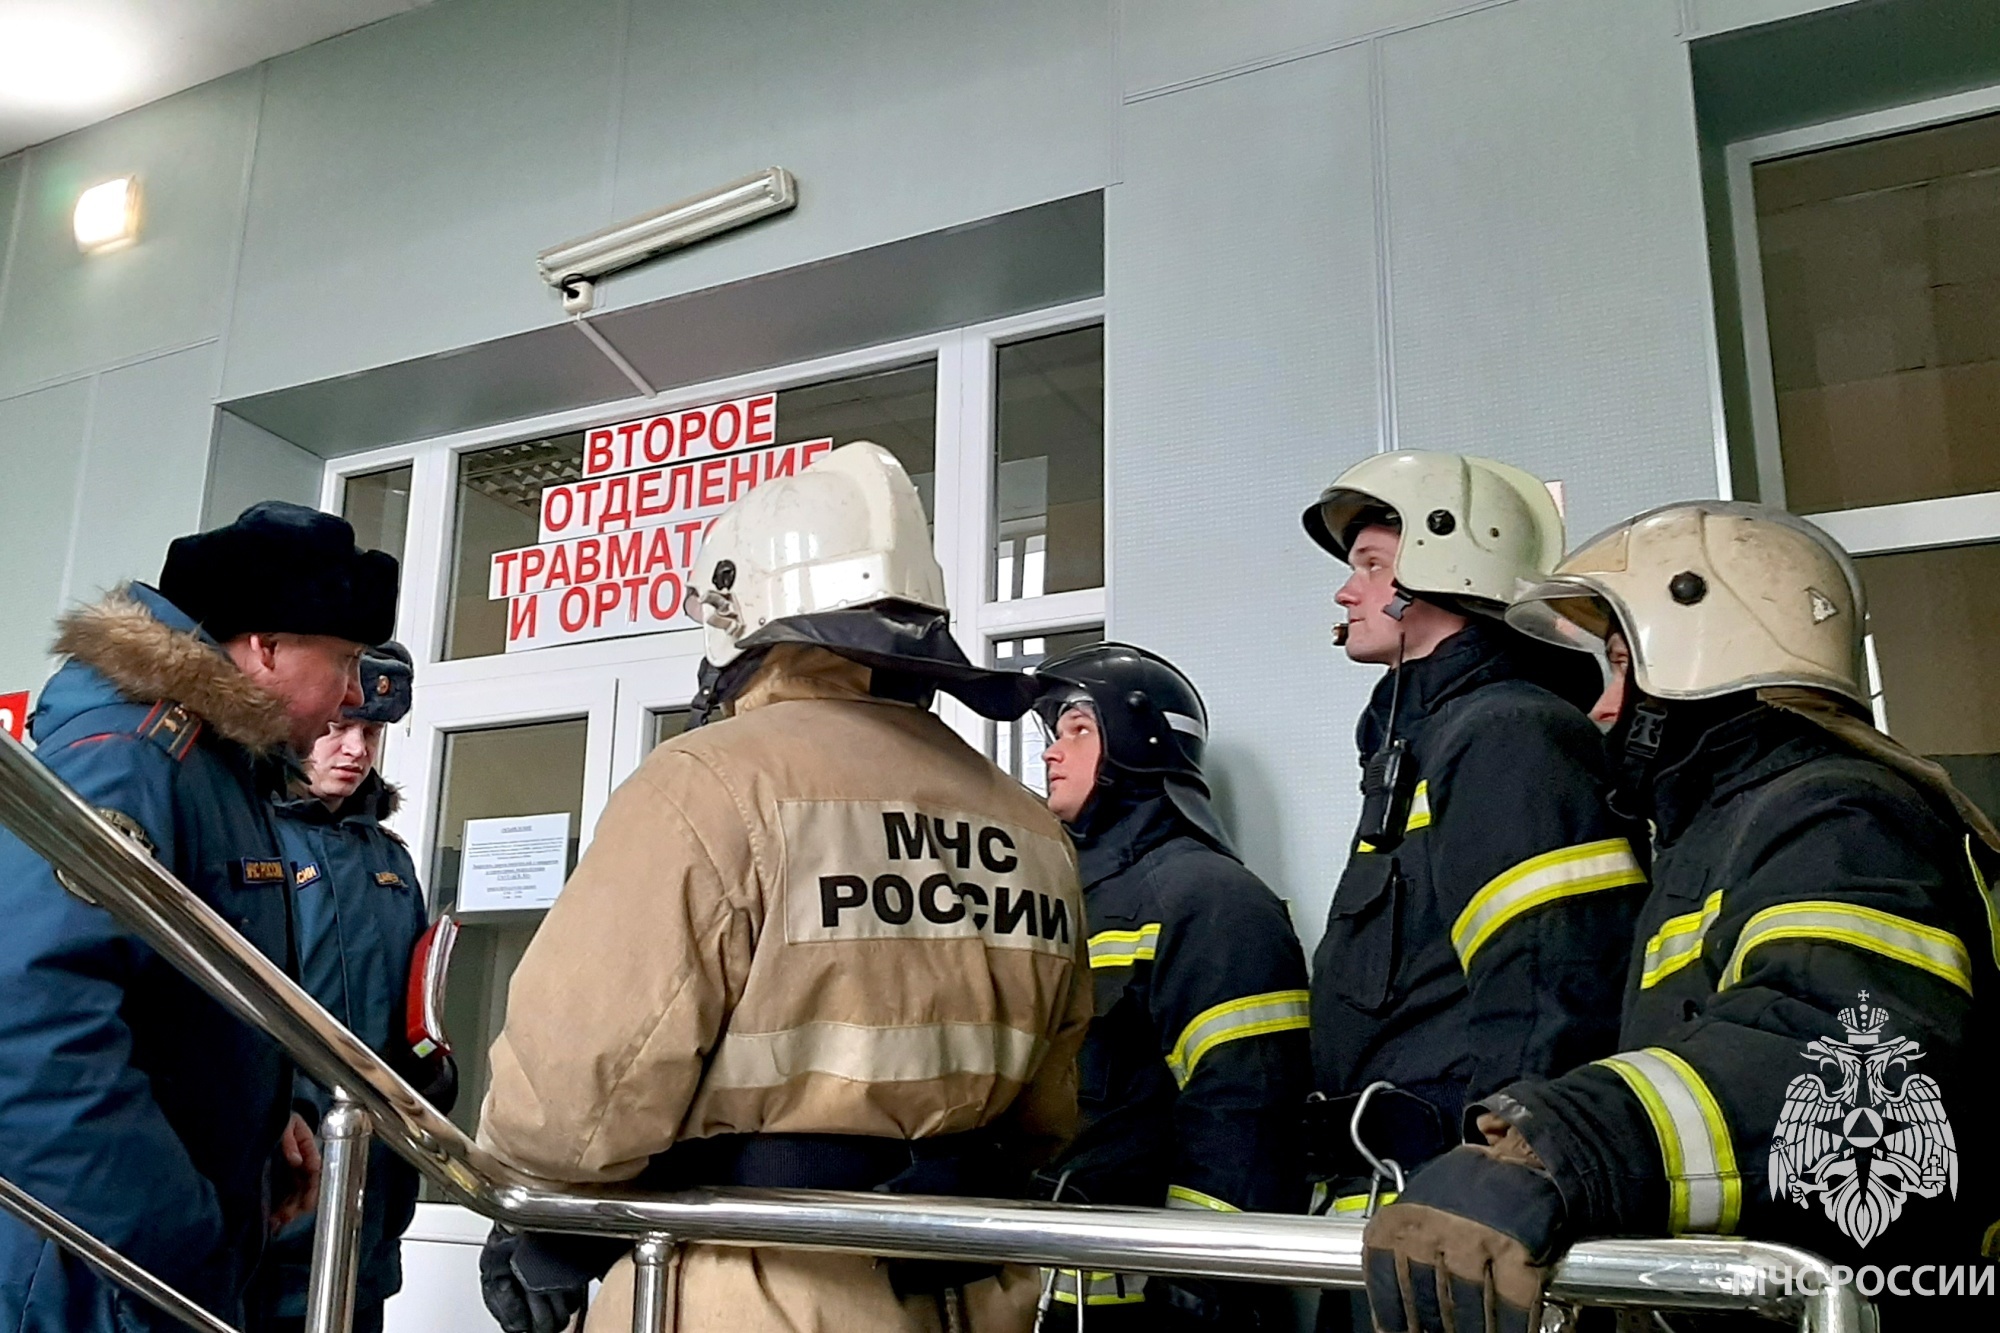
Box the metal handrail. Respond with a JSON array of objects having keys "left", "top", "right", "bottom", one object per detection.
[{"left": 0, "top": 729, "right": 1872, "bottom": 1333}]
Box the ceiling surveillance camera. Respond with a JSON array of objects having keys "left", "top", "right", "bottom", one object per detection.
[{"left": 536, "top": 168, "right": 796, "bottom": 312}]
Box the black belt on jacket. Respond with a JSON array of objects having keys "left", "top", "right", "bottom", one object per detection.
[
  {"left": 515, "top": 1130, "right": 1017, "bottom": 1300},
  {"left": 638, "top": 1129, "right": 1017, "bottom": 1198}
]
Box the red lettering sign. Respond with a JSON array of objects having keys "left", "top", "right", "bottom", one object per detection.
[{"left": 0, "top": 691, "right": 27, "bottom": 743}]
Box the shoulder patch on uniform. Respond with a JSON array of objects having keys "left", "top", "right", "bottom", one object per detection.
[
  {"left": 295, "top": 863, "right": 322, "bottom": 887},
  {"left": 374, "top": 870, "right": 405, "bottom": 888},
  {"left": 777, "top": 800, "right": 1080, "bottom": 958},
  {"left": 234, "top": 858, "right": 287, "bottom": 885},
  {"left": 136, "top": 702, "right": 202, "bottom": 762}
]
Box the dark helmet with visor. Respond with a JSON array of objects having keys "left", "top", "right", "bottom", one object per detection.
[{"left": 1032, "top": 642, "right": 1234, "bottom": 853}]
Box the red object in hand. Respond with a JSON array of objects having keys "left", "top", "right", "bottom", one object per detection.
[
  {"left": 406, "top": 913, "right": 459, "bottom": 1060},
  {"left": 0, "top": 692, "right": 27, "bottom": 743}
]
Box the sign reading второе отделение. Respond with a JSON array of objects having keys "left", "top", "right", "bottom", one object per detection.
[{"left": 486, "top": 391, "right": 831, "bottom": 651}]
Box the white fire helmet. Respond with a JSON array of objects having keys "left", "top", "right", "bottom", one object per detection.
[
  {"left": 1504, "top": 500, "right": 1868, "bottom": 708},
  {"left": 685, "top": 442, "right": 945, "bottom": 667},
  {"left": 1302, "top": 451, "right": 1566, "bottom": 610}
]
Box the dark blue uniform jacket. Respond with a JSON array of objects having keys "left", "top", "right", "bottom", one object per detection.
[
  {"left": 262, "top": 776, "right": 428, "bottom": 1318},
  {"left": 1312, "top": 622, "right": 1643, "bottom": 1146},
  {"left": 0, "top": 585, "right": 297, "bottom": 1333}
]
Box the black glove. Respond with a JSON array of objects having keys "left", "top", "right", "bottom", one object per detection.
[
  {"left": 479, "top": 1226, "right": 594, "bottom": 1333},
  {"left": 1360, "top": 1138, "right": 1568, "bottom": 1333},
  {"left": 417, "top": 1053, "right": 460, "bottom": 1114}
]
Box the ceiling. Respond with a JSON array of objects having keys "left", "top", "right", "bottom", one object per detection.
[{"left": 0, "top": 0, "right": 434, "bottom": 158}]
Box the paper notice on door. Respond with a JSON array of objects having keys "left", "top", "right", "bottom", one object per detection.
[{"left": 458, "top": 812, "right": 572, "bottom": 912}]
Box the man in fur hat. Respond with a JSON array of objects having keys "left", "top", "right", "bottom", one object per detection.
[{"left": 0, "top": 501, "right": 398, "bottom": 1333}]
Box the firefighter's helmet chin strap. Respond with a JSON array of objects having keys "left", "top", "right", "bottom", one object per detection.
[{"left": 1607, "top": 692, "right": 1670, "bottom": 823}]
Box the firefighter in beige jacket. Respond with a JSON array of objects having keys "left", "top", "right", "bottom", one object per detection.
[{"left": 476, "top": 443, "right": 1091, "bottom": 1333}]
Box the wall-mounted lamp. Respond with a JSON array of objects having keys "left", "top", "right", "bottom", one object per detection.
[
  {"left": 74, "top": 176, "right": 141, "bottom": 254},
  {"left": 536, "top": 167, "right": 796, "bottom": 314}
]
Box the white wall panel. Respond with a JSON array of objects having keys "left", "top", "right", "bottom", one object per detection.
[
  {"left": 0, "top": 381, "right": 92, "bottom": 699},
  {"left": 1109, "top": 45, "right": 1381, "bottom": 934},
  {"left": 0, "top": 72, "right": 258, "bottom": 397},
  {"left": 63, "top": 344, "right": 221, "bottom": 606},
  {"left": 223, "top": 0, "right": 620, "bottom": 398},
  {"left": 603, "top": 0, "right": 1111, "bottom": 316},
  {"left": 204, "top": 411, "right": 323, "bottom": 526},
  {"left": 1379, "top": 0, "right": 1722, "bottom": 538},
  {"left": 1120, "top": 0, "right": 1493, "bottom": 96}
]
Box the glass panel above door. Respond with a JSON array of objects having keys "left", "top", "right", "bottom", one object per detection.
[
  {"left": 341, "top": 464, "right": 413, "bottom": 566},
  {"left": 1754, "top": 110, "right": 2000, "bottom": 512},
  {"left": 993, "top": 326, "right": 1104, "bottom": 600}
]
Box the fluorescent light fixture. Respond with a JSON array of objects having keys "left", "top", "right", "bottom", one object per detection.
[
  {"left": 537, "top": 168, "right": 796, "bottom": 311},
  {"left": 74, "top": 176, "right": 140, "bottom": 253}
]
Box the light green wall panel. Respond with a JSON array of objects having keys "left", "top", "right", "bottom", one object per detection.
[
  {"left": 63, "top": 344, "right": 221, "bottom": 606},
  {"left": 204, "top": 412, "right": 322, "bottom": 527},
  {"left": 0, "top": 381, "right": 91, "bottom": 702},
  {"left": 602, "top": 0, "right": 1111, "bottom": 315},
  {"left": 222, "top": 0, "right": 620, "bottom": 399},
  {"left": 0, "top": 72, "right": 258, "bottom": 397}
]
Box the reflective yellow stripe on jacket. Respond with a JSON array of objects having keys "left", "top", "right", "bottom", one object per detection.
[
  {"left": 1451, "top": 838, "right": 1645, "bottom": 968},
  {"left": 1722, "top": 900, "right": 1973, "bottom": 995},
  {"left": 1356, "top": 781, "right": 1430, "bottom": 854},
  {"left": 1639, "top": 891, "right": 1724, "bottom": 989},
  {"left": 1088, "top": 922, "right": 1161, "bottom": 969},
  {"left": 1404, "top": 780, "right": 1432, "bottom": 833},
  {"left": 1049, "top": 1270, "right": 1148, "bottom": 1306},
  {"left": 1165, "top": 989, "right": 1310, "bottom": 1087},
  {"left": 1597, "top": 1047, "right": 1740, "bottom": 1235},
  {"left": 1166, "top": 1184, "right": 1238, "bottom": 1212}
]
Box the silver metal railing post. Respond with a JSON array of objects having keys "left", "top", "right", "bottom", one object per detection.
[
  {"left": 303, "top": 1093, "right": 373, "bottom": 1333},
  {"left": 630, "top": 1234, "right": 679, "bottom": 1333}
]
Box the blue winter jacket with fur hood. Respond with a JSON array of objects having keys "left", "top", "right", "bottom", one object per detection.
[{"left": 0, "top": 584, "right": 297, "bottom": 1333}]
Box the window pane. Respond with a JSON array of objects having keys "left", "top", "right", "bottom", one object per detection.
[
  {"left": 445, "top": 434, "right": 586, "bottom": 660},
  {"left": 441, "top": 361, "right": 940, "bottom": 660},
  {"left": 648, "top": 707, "right": 691, "bottom": 752},
  {"left": 429, "top": 717, "right": 587, "bottom": 1156},
  {"left": 778, "top": 362, "right": 938, "bottom": 522},
  {"left": 1754, "top": 111, "right": 2000, "bottom": 512},
  {"left": 1856, "top": 543, "right": 2000, "bottom": 825},
  {"left": 988, "top": 626, "right": 1103, "bottom": 793},
  {"left": 993, "top": 327, "right": 1104, "bottom": 599},
  {"left": 341, "top": 465, "right": 412, "bottom": 565}
]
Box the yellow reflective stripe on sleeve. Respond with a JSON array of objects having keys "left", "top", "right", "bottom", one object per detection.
[
  {"left": 1088, "top": 922, "right": 1161, "bottom": 969},
  {"left": 1968, "top": 835, "right": 2000, "bottom": 974},
  {"left": 1166, "top": 1184, "right": 1240, "bottom": 1212},
  {"left": 1047, "top": 1271, "right": 1149, "bottom": 1305},
  {"left": 1640, "top": 890, "right": 1724, "bottom": 989},
  {"left": 1451, "top": 838, "right": 1646, "bottom": 968},
  {"left": 1165, "top": 989, "right": 1311, "bottom": 1087},
  {"left": 1597, "top": 1047, "right": 1741, "bottom": 1235},
  {"left": 1356, "top": 840, "right": 1377, "bottom": 854},
  {"left": 1722, "top": 900, "right": 1973, "bottom": 996},
  {"left": 1404, "top": 780, "right": 1432, "bottom": 834},
  {"left": 1330, "top": 1191, "right": 1398, "bottom": 1214},
  {"left": 705, "top": 1020, "right": 1045, "bottom": 1089}
]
